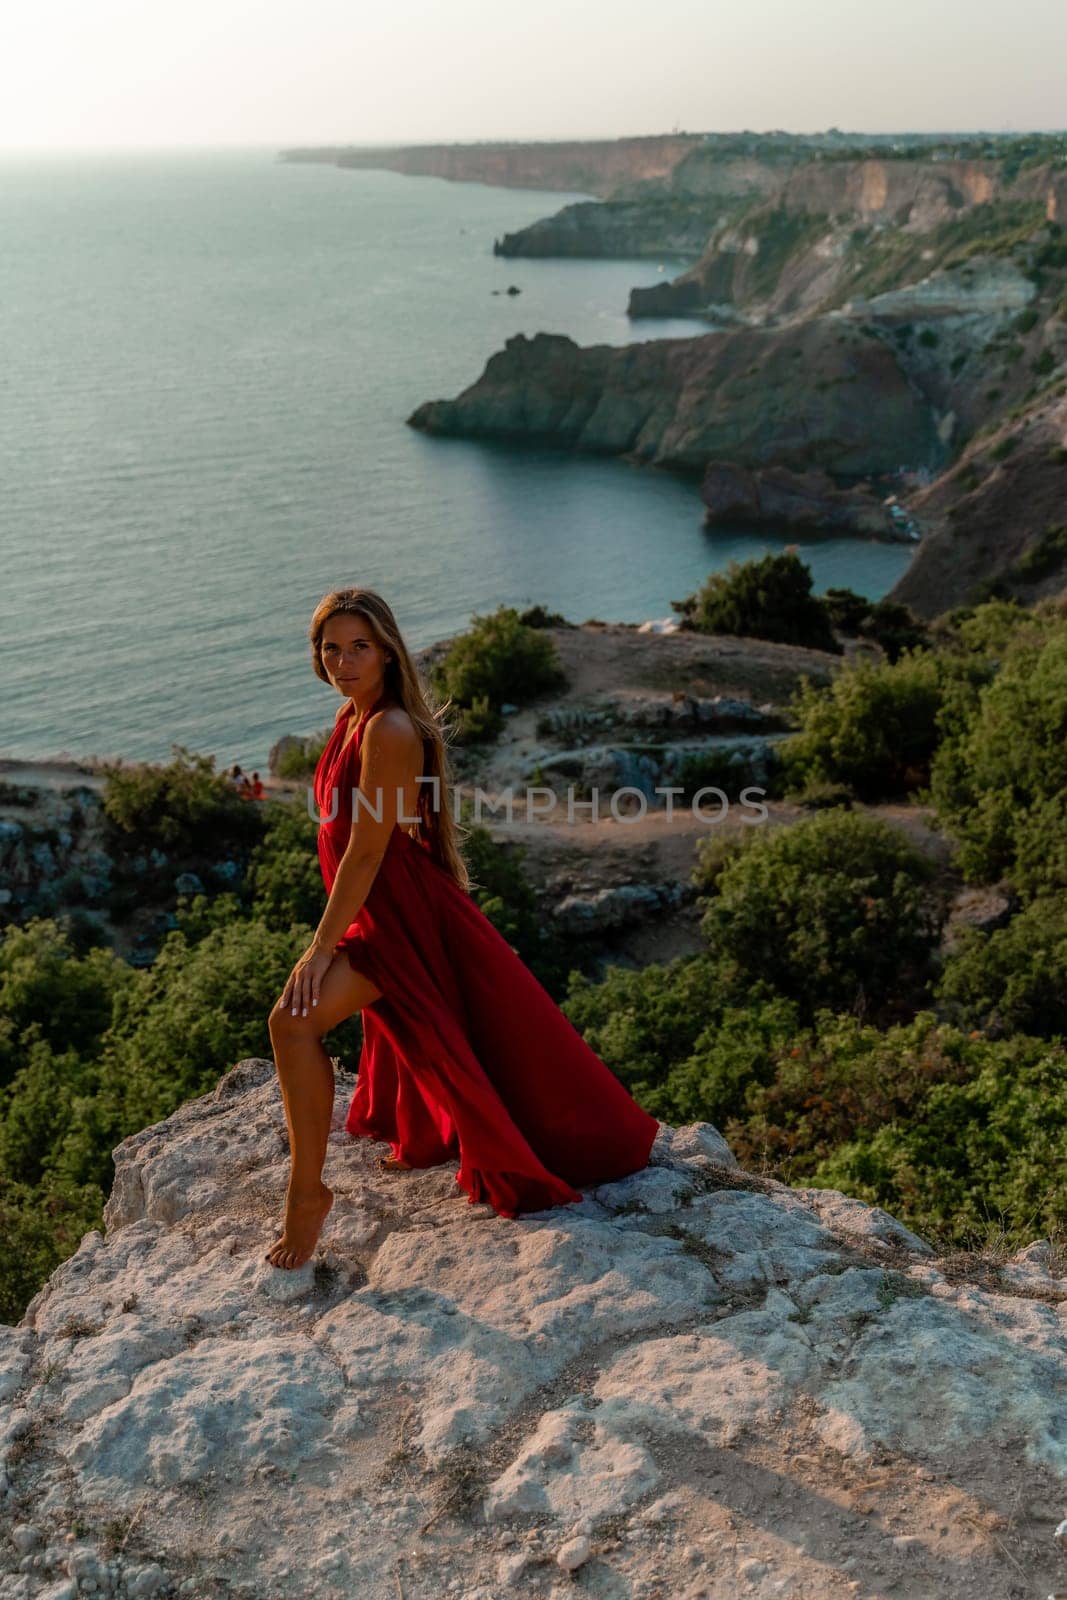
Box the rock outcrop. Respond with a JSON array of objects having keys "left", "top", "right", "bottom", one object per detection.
[
  {"left": 408, "top": 325, "right": 944, "bottom": 480},
  {"left": 3, "top": 1058, "right": 1066, "bottom": 1598},
  {"left": 492, "top": 198, "right": 722, "bottom": 261},
  {"left": 700, "top": 462, "right": 898, "bottom": 539},
  {"left": 888, "top": 387, "right": 1067, "bottom": 616}
]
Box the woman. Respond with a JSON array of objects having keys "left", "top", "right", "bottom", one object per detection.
[{"left": 265, "top": 586, "right": 659, "bottom": 1270}]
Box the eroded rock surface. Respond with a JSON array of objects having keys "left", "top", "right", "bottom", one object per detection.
[{"left": 2, "top": 1059, "right": 1065, "bottom": 1599}]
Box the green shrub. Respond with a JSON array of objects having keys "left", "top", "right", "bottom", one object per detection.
[
  {"left": 243, "top": 796, "right": 325, "bottom": 928},
  {"left": 699, "top": 808, "right": 941, "bottom": 1022},
  {"left": 431, "top": 607, "right": 568, "bottom": 744},
  {"left": 937, "top": 894, "right": 1067, "bottom": 1038},
  {"left": 0, "top": 920, "right": 136, "bottom": 1086},
  {"left": 518, "top": 604, "right": 569, "bottom": 628},
  {"left": 929, "top": 624, "right": 1067, "bottom": 883},
  {"left": 777, "top": 651, "right": 943, "bottom": 801},
  {"left": 1010, "top": 793, "right": 1067, "bottom": 899},
  {"left": 785, "top": 779, "right": 856, "bottom": 810},
  {"left": 1014, "top": 523, "right": 1067, "bottom": 582},
  {"left": 276, "top": 739, "right": 327, "bottom": 781},
  {"left": 728, "top": 1011, "right": 1067, "bottom": 1244},
  {"left": 1014, "top": 307, "right": 1040, "bottom": 333},
  {"left": 0, "top": 1173, "right": 104, "bottom": 1327},
  {"left": 672, "top": 552, "right": 841, "bottom": 655},
  {"left": 729, "top": 1010, "right": 976, "bottom": 1174},
  {"left": 100, "top": 745, "right": 262, "bottom": 859},
  {"left": 989, "top": 434, "right": 1019, "bottom": 461},
  {"left": 810, "top": 1032, "right": 1067, "bottom": 1243},
  {"left": 1033, "top": 349, "right": 1056, "bottom": 376},
  {"left": 562, "top": 953, "right": 798, "bottom": 1124},
  {"left": 690, "top": 830, "right": 760, "bottom": 896},
  {"left": 861, "top": 600, "right": 929, "bottom": 663},
  {"left": 822, "top": 587, "right": 870, "bottom": 634}
]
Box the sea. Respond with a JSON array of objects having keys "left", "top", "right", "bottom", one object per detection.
[{"left": 0, "top": 148, "right": 915, "bottom": 773}]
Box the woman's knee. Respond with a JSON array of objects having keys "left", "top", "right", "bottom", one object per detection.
[{"left": 268, "top": 997, "right": 320, "bottom": 1046}]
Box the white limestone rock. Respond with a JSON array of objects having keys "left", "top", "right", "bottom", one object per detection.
[{"left": 2, "top": 1056, "right": 1064, "bottom": 1600}]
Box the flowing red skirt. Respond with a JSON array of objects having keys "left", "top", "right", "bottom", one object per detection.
[{"left": 332, "top": 826, "right": 660, "bottom": 1219}]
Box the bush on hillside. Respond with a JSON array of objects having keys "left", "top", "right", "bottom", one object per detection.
[
  {"left": 0, "top": 920, "right": 136, "bottom": 1086},
  {"left": 699, "top": 808, "right": 942, "bottom": 1022},
  {"left": 822, "top": 589, "right": 928, "bottom": 662},
  {"left": 243, "top": 795, "right": 326, "bottom": 928},
  {"left": 671, "top": 552, "right": 842, "bottom": 654},
  {"left": 810, "top": 1033, "right": 1067, "bottom": 1243},
  {"left": 100, "top": 745, "right": 263, "bottom": 859},
  {"left": 728, "top": 1012, "right": 1067, "bottom": 1243},
  {"left": 777, "top": 651, "right": 943, "bottom": 801},
  {"left": 929, "top": 625, "right": 1067, "bottom": 884},
  {"left": 936, "top": 894, "right": 1067, "bottom": 1038},
  {"left": 431, "top": 606, "right": 568, "bottom": 744},
  {"left": 562, "top": 953, "right": 798, "bottom": 1124}
]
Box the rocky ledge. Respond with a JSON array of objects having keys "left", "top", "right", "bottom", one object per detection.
[{"left": 2, "top": 1059, "right": 1065, "bottom": 1599}]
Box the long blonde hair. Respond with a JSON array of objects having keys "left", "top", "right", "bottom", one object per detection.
[{"left": 309, "top": 587, "right": 471, "bottom": 892}]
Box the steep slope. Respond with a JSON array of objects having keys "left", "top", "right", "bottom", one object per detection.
[{"left": 889, "top": 384, "right": 1067, "bottom": 614}]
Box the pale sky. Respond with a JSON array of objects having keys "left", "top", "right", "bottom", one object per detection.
[{"left": 1, "top": 0, "right": 1065, "bottom": 150}]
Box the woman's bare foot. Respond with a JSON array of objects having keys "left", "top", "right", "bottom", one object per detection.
[
  {"left": 378, "top": 1154, "right": 413, "bottom": 1171},
  {"left": 265, "top": 1182, "right": 334, "bottom": 1270}
]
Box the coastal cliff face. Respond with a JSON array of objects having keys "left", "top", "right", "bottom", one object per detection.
[
  {"left": 4, "top": 1057, "right": 1066, "bottom": 1599},
  {"left": 627, "top": 160, "right": 1067, "bottom": 322},
  {"left": 889, "top": 388, "right": 1067, "bottom": 616},
  {"left": 408, "top": 324, "right": 943, "bottom": 480},
  {"left": 280, "top": 135, "right": 702, "bottom": 198}
]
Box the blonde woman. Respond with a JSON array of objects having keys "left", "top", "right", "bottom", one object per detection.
[{"left": 265, "top": 587, "right": 659, "bottom": 1269}]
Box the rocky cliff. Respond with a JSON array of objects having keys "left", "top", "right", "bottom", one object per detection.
[
  {"left": 279, "top": 135, "right": 702, "bottom": 198},
  {"left": 627, "top": 162, "right": 1067, "bottom": 322},
  {"left": 3, "top": 1059, "right": 1065, "bottom": 1599},
  {"left": 492, "top": 198, "right": 722, "bottom": 261},
  {"left": 408, "top": 324, "right": 943, "bottom": 481},
  {"left": 889, "top": 387, "right": 1067, "bottom": 615}
]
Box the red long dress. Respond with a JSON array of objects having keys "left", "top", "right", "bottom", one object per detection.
[{"left": 313, "top": 692, "right": 660, "bottom": 1219}]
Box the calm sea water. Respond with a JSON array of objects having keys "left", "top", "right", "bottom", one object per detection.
[{"left": 0, "top": 149, "right": 913, "bottom": 772}]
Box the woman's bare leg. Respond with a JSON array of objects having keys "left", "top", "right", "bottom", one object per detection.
[{"left": 266, "top": 950, "right": 382, "bottom": 1269}]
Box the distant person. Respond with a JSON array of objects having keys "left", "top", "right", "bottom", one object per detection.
[
  {"left": 230, "top": 763, "right": 252, "bottom": 798},
  {"left": 250, "top": 772, "right": 265, "bottom": 801},
  {"left": 263, "top": 585, "right": 659, "bottom": 1269}
]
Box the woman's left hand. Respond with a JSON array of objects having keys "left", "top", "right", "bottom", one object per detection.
[{"left": 280, "top": 941, "right": 333, "bottom": 1018}]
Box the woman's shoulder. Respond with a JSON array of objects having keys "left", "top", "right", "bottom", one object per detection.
[
  {"left": 366, "top": 702, "right": 423, "bottom": 750},
  {"left": 367, "top": 704, "right": 415, "bottom": 739}
]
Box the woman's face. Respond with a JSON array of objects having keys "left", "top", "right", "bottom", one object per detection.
[{"left": 320, "top": 614, "right": 392, "bottom": 696}]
